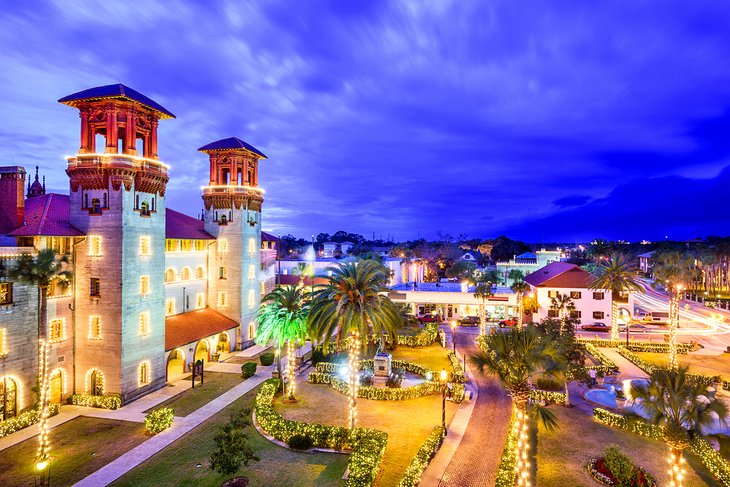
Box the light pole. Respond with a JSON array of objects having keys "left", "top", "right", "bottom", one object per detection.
[
  {"left": 450, "top": 321, "right": 457, "bottom": 354},
  {"left": 440, "top": 368, "right": 448, "bottom": 434}
]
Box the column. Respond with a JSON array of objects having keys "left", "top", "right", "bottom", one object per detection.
[
  {"left": 253, "top": 159, "right": 258, "bottom": 186},
  {"left": 125, "top": 110, "right": 137, "bottom": 155},
  {"left": 105, "top": 106, "right": 118, "bottom": 153},
  {"left": 230, "top": 156, "right": 237, "bottom": 186},
  {"left": 80, "top": 110, "right": 90, "bottom": 153},
  {"left": 150, "top": 120, "right": 159, "bottom": 159}
]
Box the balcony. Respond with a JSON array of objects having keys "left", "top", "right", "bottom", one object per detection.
[
  {"left": 66, "top": 153, "right": 169, "bottom": 174},
  {"left": 201, "top": 185, "right": 264, "bottom": 196}
]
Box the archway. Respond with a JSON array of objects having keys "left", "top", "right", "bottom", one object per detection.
[
  {"left": 194, "top": 340, "right": 209, "bottom": 364},
  {"left": 0, "top": 376, "right": 17, "bottom": 421},
  {"left": 166, "top": 348, "right": 185, "bottom": 380},
  {"left": 87, "top": 369, "right": 104, "bottom": 396},
  {"left": 50, "top": 369, "right": 64, "bottom": 404},
  {"left": 217, "top": 332, "right": 230, "bottom": 354},
  {"left": 617, "top": 307, "right": 632, "bottom": 324}
]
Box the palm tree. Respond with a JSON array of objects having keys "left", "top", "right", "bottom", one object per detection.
[
  {"left": 8, "top": 249, "right": 71, "bottom": 471},
  {"left": 632, "top": 366, "right": 728, "bottom": 486},
  {"left": 308, "top": 260, "right": 400, "bottom": 429},
  {"left": 549, "top": 292, "right": 575, "bottom": 335},
  {"left": 473, "top": 280, "right": 493, "bottom": 336},
  {"left": 652, "top": 252, "right": 698, "bottom": 369},
  {"left": 255, "top": 286, "right": 309, "bottom": 401},
  {"left": 509, "top": 270, "right": 530, "bottom": 329},
  {"left": 588, "top": 239, "right": 612, "bottom": 262},
  {"left": 471, "top": 327, "right": 567, "bottom": 483},
  {"left": 589, "top": 253, "right": 644, "bottom": 342}
]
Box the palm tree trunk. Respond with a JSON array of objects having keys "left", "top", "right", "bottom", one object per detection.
[
  {"left": 479, "top": 302, "right": 486, "bottom": 336},
  {"left": 610, "top": 298, "right": 619, "bottom": 342},
  {"left": 513, "top": 400, "right": 530, "bottom": 487},
  {"left": 564, "top": 378, "right": 570, "bottom": 407},
  {"left": 37, "top": 287, "right": 50, "bottom": 466},
  {"left": 517, "top": 293, "right": 523, "bottom": 329},
  {"left": 668, "top": 446, "right": 686, "bottom": 487},
  {"left": 285, "top": 340, "right": 296, "bottom": 401},
  {"left": 347, "top": 330, "right": 360, "bottom": 429},
  {"left": 276, "top": 340, "right": 283, "bottom": 382},
  {"left": 669, "top": 289, "right": 679, "bottom": 370}
]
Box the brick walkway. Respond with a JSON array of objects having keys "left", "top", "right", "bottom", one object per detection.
[{"left": 436, "top": 328, "right": 512, "bottom": 487}]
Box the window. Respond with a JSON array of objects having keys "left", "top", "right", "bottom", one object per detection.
[
  {"left": 165, "top": 299, "right": 175, "bottom": 316},
  {"left": 248, "top": 238, "right": 255, "bottom": 255},
  {"left": 139, "top": 312, "right": 150, "bottom": 336},
  {"left": 260, "top": 281, "right": 266, "bottom": 296},
  {"left": 0, "top": 283, "right": 12, "bottom": 305},
  {"left": 218, "top": 239, "right": 228, "bottom": 253},
  {"left": 88, "top": 369, "right": 104, "bottom": 396},
  {"left": 139, "top": 361, "right": 150, "bottom": 386},
  {"left": 140, "top": 275, "right": 150, "bottom": 296},
  {"left": 593, "top": 292, "right": 605, "bottom": 300},
  {"left": 593, "top": 311, "right": 605, "bottom": 319},
  {"left": 139, "top": 236, "right": 151, "bottom": 256},
  {"left": 165, "top": 268, "right": 176, "bottom": 283},
  {"left": 89, "top": 316, "right": 102, "bottom": 339},
  {"left": 219, "top": 214, "right": 228, "bottom": 225},
  {"left": 50, "top": 319, "right": 65, "bottom": 342},
  {"left": 219, "top": 266, "right": 227, "bottom": 280},
  {"left": 195, "top": 240, "right": 206, "bottom": 251},
  {"left": 248, "top": 289, "right": 255, "bottom": 309},
  {"left": 196, "top": 293, "right": 205, "bottom": 309},
  {"left": 89, "top": 236, "right": 102, "bottom": 256},
  {"left": 0, "top": 329, "right": 6, "bottom": 356},
  {"left": 90, "top": 198, "right": 101, "bottom": 214},
  {"left": 195, "top": 266, "right": 205, "bottom": 280},
  {"left": 570, "top": 291, "right": 582, "bottom": 299},
  {"left": 570, "top": 310, "right": 581, "bottom": 319},
  {"left": 140, "top": 201, "right": 150, "bottom": 216},
  {"left": 180, "top": 267, "right": 192, "bottom": 281},
  {"left": 547, "top": 290, "right": 557, "bottom": 298},
  {"left": 218, "top": 292, "right": 228, "bottom": 308},
  {"left": 547, "top": 309, "right": 560, "bottom": 318},
  {"left": 165, "top": 239, "right": 178, "bottom": 252},
  {"left": 0, "top": 377, "right": 18, "bottom": 421},
  {"left": 90, "top": 278, "right": 101, "bottom": 297},
  {"left": 248, "top": 322, "right": 255, "bottom": 340},
  {"left": 180, "top": 240, "right": 192, "bottom": 252},
  {"left": 248, "top": 264, "right": 255, "bottom": 282}
]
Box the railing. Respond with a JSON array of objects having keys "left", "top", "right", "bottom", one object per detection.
[
  {"left": 201, "top": 185, "right": 264, "bottom": 195},
  {"left": 66, "top": 153, "right": 169, "bottom": 173}
]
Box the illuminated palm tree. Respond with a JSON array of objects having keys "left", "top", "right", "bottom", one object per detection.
[
  {"left": 8, "top": 249, "right": 71, "bottom": 475},
  {"left": 652, "top": 252, "right": 697, "bottom": 369},
  {"left": 549, "top": 292, "right": 575, "bottom": 335},
  {"left": 509, "top": 270, "right": 530, "bottom": 329},
  {"left": 308, "top": 260, "right": 400, "bottom": 429},
  {"left": 255, "top": 286, "right": 309, "bottom": 401},
  {"left": 588, "top": 239, "right": 612, "bottom": 262},
  {"left": 474, "top": 279, "right": 494, "bottom": 335},
  {"left": 589, "top": 253, "right": 644, "bottom": 341},
  {"left": 471, "top": 327, "right": 566, "bottom": 484},
  {"left": 632, "top": 366, "right": 728, "bottom": 486}
]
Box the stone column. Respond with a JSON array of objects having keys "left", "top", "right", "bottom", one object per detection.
[
  {"left": 150, "top": 120, "right": 159, "bottom": 159},
  {"left": 105, "top": 106, "right": 118, "bottom": 153},
  {"left": 80, "top": 110, "right": 90, "bottom": 153},
  {"left": 125, "top": 110, "right": 137, "bottom": 155}
]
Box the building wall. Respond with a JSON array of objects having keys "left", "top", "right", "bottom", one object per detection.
[
  {"left": 164, "top": 250, "right": 209, "bottom": 315},
  {"left": 531, "top": 286, "right": 613, "bottom": 324}
]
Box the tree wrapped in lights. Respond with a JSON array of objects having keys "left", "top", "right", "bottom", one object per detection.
[
  {"left": 308, "top": 260, "right": 400, "bottom": 429},
  {"left": 631, "top": 366, "right": 728, "bottom": 487},
  {"left": 549, "top": 292, "right": 575, "bottom": 336},
  {"left": 589, "top": 252, "right": 644, "bottom": 342},
  {"left": 651, "top": 252, "right": 697, "bottom": 369},
  {"left": 8, "top": 249, "right": 71, "bottom": 479},
  {"left": 471, "top": 327, "right": 567, "bottom": 486},
  {"left": 256, "top": 286, "right": 309, "bottom": 402},
  {"left": 509, "top": 270, "right": 530, "bottom": 329},
  {"left": 474, "top": 279, "right": 494, "bottom": 336}
]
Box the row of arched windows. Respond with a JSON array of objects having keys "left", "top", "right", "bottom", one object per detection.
[{"left": 165, "top": 266, "right": 205, "bottom": 283}]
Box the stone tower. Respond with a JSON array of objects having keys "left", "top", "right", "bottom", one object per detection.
[
  {"left": 59, "top": 84, "right": 174, "bottom": 403},
  {"left": 198, "top": 137, "right": 266, "bottom": 347}
]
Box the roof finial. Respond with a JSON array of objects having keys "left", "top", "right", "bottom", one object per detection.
[
  {"left": 35, "top": 165, "right": 39, "bottom": 182},
  {"left": 42, "top": 176, "right": 46, "bottom": 191}
]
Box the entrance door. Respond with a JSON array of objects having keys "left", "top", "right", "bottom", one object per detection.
[
  {"left": 90, "top": 370, "right": 103, "bottom": 396},
  {"left": 0, "top": 377, "right": 17, "bottom": 421},
  {"left": 50, "top": 370, "right": 63, "bottom": 403}
]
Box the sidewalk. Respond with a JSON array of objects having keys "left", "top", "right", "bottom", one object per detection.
[{"left": 598, "top": 348, "right": 648, "bottom": 380}]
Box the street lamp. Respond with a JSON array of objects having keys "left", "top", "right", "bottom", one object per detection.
[
  {"left": 450, "top": 321, "right": 457, "bottom": 354},
  {"left": 440, "top": 368, "right": 448, "bottom": 434}
]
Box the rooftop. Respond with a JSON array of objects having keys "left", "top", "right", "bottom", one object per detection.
[
  {"left": 524, "top": 262, "right": 593, "bottom": 288},
  {"left": 390, "top": 282, "right": 514, "bottom": 294},
  {"left": 197, "top": 137, "right": 267, "bottom": 159},
  {"left": 165, "top": 209, "right": 214, "bottom": 240},
  {"left": 58, "top": 83, "right": 175, "bottom": 119},
  {"left": 165, "top": 308, "right": 238, "bottom": 351},
  {"left": 9, "top": 194, "right": 84, "bottom": 237}
]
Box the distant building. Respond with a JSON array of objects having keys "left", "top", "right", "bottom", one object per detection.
[
  {"left": 340, "top": 241, "right": 355, "bottom": 255},
  {"left": 322, "top": 242, "right": 338, "bottom": 258},
  {"left": 459, "top": 251, "right": 479, "bottom": 262},
  {"left": 496, "top": 248, "right": 565, "bottom": 285},
  {"left": 638, "top": 251, "right": 655, "bottom": 275}
]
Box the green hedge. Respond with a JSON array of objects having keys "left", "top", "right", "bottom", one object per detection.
[
  {"left": 577, "top": 338, "right": 694, "bottom": 354},
  {"left": 447, "top": 351, "right": 466, "bottom": 383},
  {"left": 145, "top": 407, "right": 174, "bottom": 435},
  {"left": 260, "top": 352, "right": 275, "bottom": 366},
  {"left": 529, "top": 389, "right": 566, "bottom": 405},
  {"left": 593, "top": 407, "right": 663, "bottom": 438},
  {"left": 689, "top": 435, "right": 730, "bottom": 486},
  {"left": 398, "top": 425, "right": 446, "bottom": 487},
  {"left": 241, "top": 361, "right": 257, "bottom": 379},
  {"left": 584, "top": 343, "right": 620, "bottom": 374},
  {"left": 308, "top": 372, "right": 445, "bottom": 401},
  {"left": 0, "top": 403, "right": 61, "bottom": 439},
  {"left": 316, "top": 359, "right": 436, "bottom": 380},
  {"left": 71, "top": 393, "right": 122, "bottom": 410},
  {"left": 255, "top": 379, "right": 387, "bottom": 487},
  {"left": 617, "top": 347, "right": 721, "bottom": 387},
  {"left": 315, "top": 323, "right": 441, "bottom": 355},
  {"left": 495, "top": 407, "right": 519, "bottom": 487}
]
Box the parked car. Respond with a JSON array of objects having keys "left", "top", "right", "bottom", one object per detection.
[
  {"left": 627, "top": 323, "right": 651, "bottom": 333},
  {"left": 581, "top": 322, "right": 610, "bottom": 332},
  {"left": 418, "top": 314, "right": 440, "bottom": 323},
  {"left": 459, "top": 315, "right": 480, "bottom": 326},
  {"left": 499, "top": 317, "right": 518, "bottom": 328}
]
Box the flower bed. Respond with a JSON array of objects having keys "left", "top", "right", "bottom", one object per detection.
[
  {"left": 584, "top": 343, "right": 620, "bottom": 374},
  {"left": 0, "top": 403, "right": 61, "bottom": 439},
  {"left": 71, "top": 393, "right": 122, "bottom": 410},
  {"left": 587, "top": 456, "right": 656, "bottom": 487},
  {"left": 398, "top": 425, "right": 446, "bottom": 487},
  {"left": 447, "top": 352, "right": 466, "bottom": 383},
  {"left": 145, "top": 407, "right": 174, "bottom": 435},
  {"left": 495, "top": 407, "right": 519, "bottom": 487},
  {"left": 255, "top": 379, "right": 387, "bottom": 487},
  {"left": 617, "top": 347, "right": 721, "bottom": 387},
  {"left": 576, "top": 338, "right": 694, "bottom": 354}
]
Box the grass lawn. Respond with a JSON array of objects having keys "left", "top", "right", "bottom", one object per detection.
[
  {"left": 113, "top": 386, "right": 349, "bottom": 487},
  {"left": 0, "top": 416, "right": 146, "bottom": 487},
  {"left": 391, "top": 343, "right": 453, "bottom": 372},
  {"left": 146, "top": 372, "right": 245, "bottom": 416},
  {"left": 634, "top": 351, "right": 730, "bottom": 378},
  {"left": 277, "top": 380, "right": 457, "bottom": 486},
  {"left": 537, "top": 406, "right": 721, "bottom": 486}
]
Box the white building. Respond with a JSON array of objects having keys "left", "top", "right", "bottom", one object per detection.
[{"left": 496, "top": 248, "right": 565, "bottom": 285}]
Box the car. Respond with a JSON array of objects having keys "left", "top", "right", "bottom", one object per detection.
[
  {"left": 581, "top": 322, "right": 610, "bottom": 332},
  {"left": 418, "top": 314, "right": 440, "bottom": 323},
  {"left": 459, "top": 315, "right": 480, "bottom": 325},
  {"left": 499, "top": 317, "right": 518, "bottom": 328},
  {"left": 627, "top": 323, "right": 651, "bottom": 333}
]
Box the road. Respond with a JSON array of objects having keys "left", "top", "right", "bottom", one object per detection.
[{"left": 437, "top": 326, "right": 512, "bottom": 487}]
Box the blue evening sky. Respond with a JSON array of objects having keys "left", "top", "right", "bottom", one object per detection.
[{"left": 1, "top": 1, "right": 729, "bottom": 242}]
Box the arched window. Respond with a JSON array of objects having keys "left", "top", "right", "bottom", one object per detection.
[
  {"left": 88, "top": 369, "right": 104, "bottom": 396},
  {"left": 90, "top": 198, "right": 101, "bottom": 215},
  {"left": 165, "top": 268, "right": 176, "bottom": 283},
  {"left": 139, "top": 362, "right": 150, "bottom": 386},
  {"left": 0, "top": 377, "right": 17, "bottom": 421},
  {"left": 140, "top": 201, "right": 150, "bottom": 216},
  {"left": 195, "top": 266, "right": 205, "bottom": 280},
  {"left": 180, "top": 267, "right": 192, "bottom": 281},
  {"left": 220, "top": 214, "right": 227, "bottom": 225}
]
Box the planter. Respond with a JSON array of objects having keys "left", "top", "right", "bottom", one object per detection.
[{"left": 211, "top": 353, "right": 221, "bottom": 362}]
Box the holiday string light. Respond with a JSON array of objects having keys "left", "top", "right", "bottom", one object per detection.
[
  {"left": 35, "top": 338, "right": 50, "bottom": 472},
  {"left": 348, "top": 330, "right": 360, "bottom": 429},
  {"left": 286, "top": 339, "right": 296, "bottom": 400},
  {"left": 668, "top": 450, "right": 686, "bottom": 487},
  {"left": 514, "top": 408, "right": 532, "bottom": 487}
]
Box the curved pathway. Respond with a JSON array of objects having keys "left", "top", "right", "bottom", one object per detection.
[{"left": 437, "top": 327, "right": 512, "bottom": 487}]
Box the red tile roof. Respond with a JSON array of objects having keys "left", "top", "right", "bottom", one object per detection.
[
  {"left": 524, "top": 262, "right": 593, "bottom": 289},
  {"left": 9, "top": 194, "right": 84, "bottom": 237},
  {"left": 165, "top": 308, "right": 238, "bottom": 351},
  {"left": 166, "top": 208, "right": 214, "bottom": 240}
]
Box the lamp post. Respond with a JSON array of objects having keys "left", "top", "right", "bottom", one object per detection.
[
  {"left": 450, "top": 321, "right": 457, "bottom": 354},
  {"left": 440, "top": 368, "right": 448, "bottom": 434}
]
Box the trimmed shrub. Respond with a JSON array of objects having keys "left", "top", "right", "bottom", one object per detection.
[
  {"left": 0, "top": 403, "right": 61, "bottom": 439},
  {"left": 71, "top": 393, "right": 122, "bottom": 410},
  {"left": 145, "top": 407, "right": 174, "bottom": 435},
  {"left": 241, "top": 362, "right": 257, "bottom": 379},
  {"left": 535, "top": 378, "right": 563, "bottom": 391},
  {"left": 259, "top": 352, "right": 275, "bottom": 366},
  {"left": 288, "top": 434, "right": 314, "bottom": 451},
  {"left": 398, "top": 426, "right": 446, "bottom": 486}
]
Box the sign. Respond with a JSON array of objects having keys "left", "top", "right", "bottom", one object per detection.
[{"left": 192, "top": 359, "right": 204, "bottom": 388}]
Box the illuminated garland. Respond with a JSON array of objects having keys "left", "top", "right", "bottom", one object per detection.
[
  {"left": 584, "top": 343, "right": 620, "bottom": 374},
  {"left": 495, "top": 407, "right": 520, "bottom": 487},
  {"left": 286, "top": 340, "right": 296, "bottom": 400},
  {"left": 308, "top": 372, "right": 445, "bottom": 401},
  {"left": 36, "top": 338, "right": 50, "bottom": 469},
  {"left": 314, "top": 323, "right": 440, "bottom": 355},
  {"left": 348, "top": 330, "right": 360, "bottom": 429},
  {"left": 254, "top": 379, "right": 387, "bottom": 487},
  {"left": 447, "top": 352, "right": 466, "bottom": 383},
  {"left": 576, "top": 338, "right": 694, "bottom": 354},
  {"left": 616, "top": 347, "right": 721, "bottom": 387},
  {"left": 0, "top": 404, "right": 60, "bottom": 439},
  {"left": 397, "top": 425, "right": 446, "bottom": 487},
  {"left": 515, "top": 408, "right": 531, "bottom": 487},
  {"left": 529, "top": 389, "right": 566, "bottom": 405},
  {"left": 71, "top": 394, "right": 122, "bottom": 410},
  {"left": 145, "top": 407, "right": 174, "bottom": 435}
]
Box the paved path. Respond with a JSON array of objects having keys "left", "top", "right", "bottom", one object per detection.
[
  {"left": 434, "top": 327, "right": 512, "bottom": 487},
  {"left": 598, "top": 348, "right": 648, "bottom": 380}
]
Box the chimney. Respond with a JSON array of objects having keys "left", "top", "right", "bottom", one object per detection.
[{"left": 0, "top": 166, "right": 26, "bottom": 235}]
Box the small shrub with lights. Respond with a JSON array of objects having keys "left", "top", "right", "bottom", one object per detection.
[
  {"left": 0, "top": 403, "right": 61, "bottom": 439},
  {"left": 145, "top": 407, "right": 174, "bottom": 435},
  {"left": 71, "top": 393, "right": 122, "bottom": 410},
  {"left": 447, "top": 352, "right": 466, "bottom": 383},
  {"left": 398, "top": 425, "right": 446, "bottom": 487},
  {"left": 529, "top": 389, "right": 566, "bottom": 405}
]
